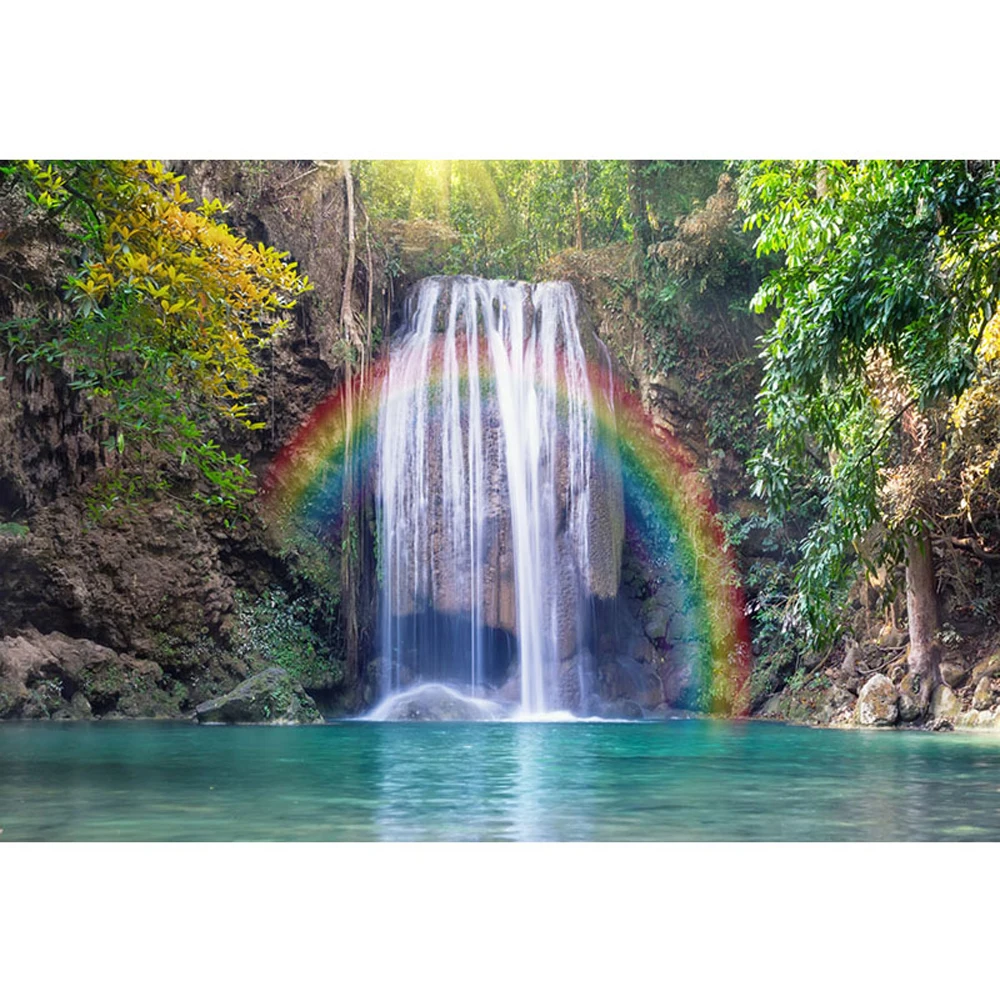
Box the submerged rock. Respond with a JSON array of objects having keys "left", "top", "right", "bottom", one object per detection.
[
  {"left": 603, "top": 698, "right": 644, "bottom": 720},
  {"left": 194, "top": 668, "right": 320, "bottom": 724},
  {"left": 581, "top": 694, "right": 644, "bottom": 719},
  {"left": 368, "top": 683, "right": 506, "bottom": 722},
  {"left": 857, "top": 674, "right": 898, "bottom": 727}
]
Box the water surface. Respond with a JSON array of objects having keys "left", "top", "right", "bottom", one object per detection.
[{"left": 2, "top": 719, "right": 1000, "bottom": 840}]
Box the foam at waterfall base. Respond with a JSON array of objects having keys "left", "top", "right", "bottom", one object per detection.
[
  {"left": 366, "top": 683, "right": 509, "bottom": 721},
  {"left": 365, "top": 683, "right": 654, "bottom": 723}
]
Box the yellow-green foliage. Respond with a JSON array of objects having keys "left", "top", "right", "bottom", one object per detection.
[
  {"left": 21, "top": 159, "right": 312, "bottom": 425},
  {"left": 4, "top": 160, "right": 317, "bottom": 510}
]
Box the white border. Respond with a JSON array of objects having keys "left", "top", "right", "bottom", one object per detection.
[{"left": 4, "top": 2, "right": 1000, "bottom": 994}]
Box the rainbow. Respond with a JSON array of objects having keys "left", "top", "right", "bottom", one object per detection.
[{"left": 263, "top": 341, "right": 751, "bottom": 715}]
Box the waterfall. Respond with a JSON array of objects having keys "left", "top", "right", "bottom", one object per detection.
[{"left": 376, "top": 276, "right": 615, "bottom": 715}]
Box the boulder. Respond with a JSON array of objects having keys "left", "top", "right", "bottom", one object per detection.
[
  {"left": 295, "top": 660, "right": 345, "bottom": 693},
  {"left": 662, "top": 660, "right": 696, "bottom": 707},
  {"left": 940, "top": 660, "right": 969, "bottom": 688},
  {"left": 857, "top": 674, "right": 899, "bottom": 727},
  {"left": 971, "top": 654, "right": 1000, "bottom": 686},
  {"left": 368, "top": 683, "right": 505, "bottom": 721},
  {"left": 824, "top": 684, "right": 857, "bottom": 723},
  {"left": 604, "top": 699, "right": 644, "bottom": 720},
  {"left": 69, "top": 691, "right": 93, "bottom": 719},
  {"left": 876, "top": 625, "right": 907, "bottom": 649},
  {"left": 583, "top": 696, "right": 643, "bottom": 719},
  {"left": 958, "top": 709, "right": 995, "bottom": 728},
  {"left": 596, "top": 655, "right": 662, "bottom": 708},
  {"left": 194, "top": 668, "right": 321, "bottom": 724},
  {"left": 972, "top": 677, "right": 995, "bottom": 712},
  {"left": 898, "top": 672, "right": 932, "bottom": 722},
  {"left": 838, "top": 642, "right": 862, "bottom": 689},
  {"left": 930, "top": 684, "right": 962, "bottom": 725}
]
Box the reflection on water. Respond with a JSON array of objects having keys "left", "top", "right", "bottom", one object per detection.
[{"left": 2, "top": 720, "right": 1000, "bottom": 840}]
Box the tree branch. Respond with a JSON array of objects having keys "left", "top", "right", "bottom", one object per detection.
[{"left": 936, "top": 535, "right": 1000, "bottom": 564}]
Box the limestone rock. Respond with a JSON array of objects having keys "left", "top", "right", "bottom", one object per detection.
[
  {"left": 971, "top": 654, "right": 1000, "bottom": 686},
  {"left": 596, "top": 655, "right": 662, "bottom": 709},
  {"left": 972, "top": 677, "right": 995, "bottom": 712},
  {"left": 194, "top": 668, "right": 320, "bottom": 724},
  {"left": 628, "top": 634, "right": 658, "bottom": 664},
  {"left": 898, "top": 672, "right": 932, "bottom": 722},
  {"left": 69, "top": 691, "right": 92, "bottom": 719},
  {"left": 838, "top": 642, "right": 862, "bottom": 688},
  {"left": 760, "top": 692, "right": 788, "bottom": 718},
  {"left": 662, "top": 661, "right": 696, "bottom": 707},
  {"left": 583, "top": 696, "right": 643, "bottom": 719},
  {"left": 0, "top": 627, "right": 184, "bottom": 719},
  {"left": 557, "top": 656, "right": 585, "bottom": 711},
  {"left": 495, "top": 670, "right": 521, "bottom": 705},
  {"left": 857, "top": 674, "right": 899, "bottom": 727},
  {"left": 641, "top": 600, "right": 671, "bottom": 641},
  {"left": 930, "top": 684, "right": 962, "bottom": 725},
  {"left": 940, "top": 660, "right": 969, "bottom": 688},
  {"left": 368, "top": 683, "right": 504, "bottom": 722},
  {"left": 958, "top": 709, "right": 995, "bottom": 728},
  {"left": 876, "top": 625, "right": 908, "bottom": 649},
  {"left": 606, "top": 698, "right": 644, "bottom": 720}
]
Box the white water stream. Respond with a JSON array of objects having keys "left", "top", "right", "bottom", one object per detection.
[{"left": 376, "top": 276, "right": 607, "bottom": 715}]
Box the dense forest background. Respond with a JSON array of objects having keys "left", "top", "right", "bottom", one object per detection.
[{"left": 4, "top": 158, "right": 1000, "bottom": 727}]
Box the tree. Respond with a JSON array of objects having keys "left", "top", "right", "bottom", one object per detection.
[
  {"left": 3, "top": 159, "right": 312, "bottom": 508},
  {"left": 739, "top": 159, "right": 1000, "bottom": 713},
  {"left": 356, "top": 160, "right": 632, "bottom": 279}
]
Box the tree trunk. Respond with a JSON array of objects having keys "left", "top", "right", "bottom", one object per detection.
[
  {"left": 626, "top": 160, "right": 653, "bottom": 251},
  {"left": 902, "top": 526, "right": 941, "bottom": 716},
  {"left": 339, "top": 160, "right": 360, "bottom": 691},
  {"left": 573, "top": 160, "right": 586, "bottom": 251}
]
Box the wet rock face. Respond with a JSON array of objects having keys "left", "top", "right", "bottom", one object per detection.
[
  {"left": 857, "top": 674, "right": 899, "bottom": 727},
  {"left": 599, "top": 546, "right": 706, "bottom": 711},
  {"left": 194, "top": 668, "right": 320, "bottom": 724},
  {"left": 379, "top": 278, "right": 625, "bottom": 681},
  {"left": 0, "top": 500, "right": 241, "bottom": 690}
]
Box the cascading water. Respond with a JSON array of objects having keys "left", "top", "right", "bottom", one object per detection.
[{"left": 376, "top": 276, "right": 620, "bottom": 716}]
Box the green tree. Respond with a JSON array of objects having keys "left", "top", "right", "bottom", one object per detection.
[
  {"left": 740, "top": 159, "right": 1000, "bottom": 714},
  {"left": 356, "top": 160, "right": 631, "bottom": 279}
]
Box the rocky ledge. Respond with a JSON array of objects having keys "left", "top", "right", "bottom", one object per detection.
[
  {"left": 759, "top": 644, "right": 1000, "bottom": 731},
  {"left": 0, "top": 627, "right": 186, "bottom": 719}
]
